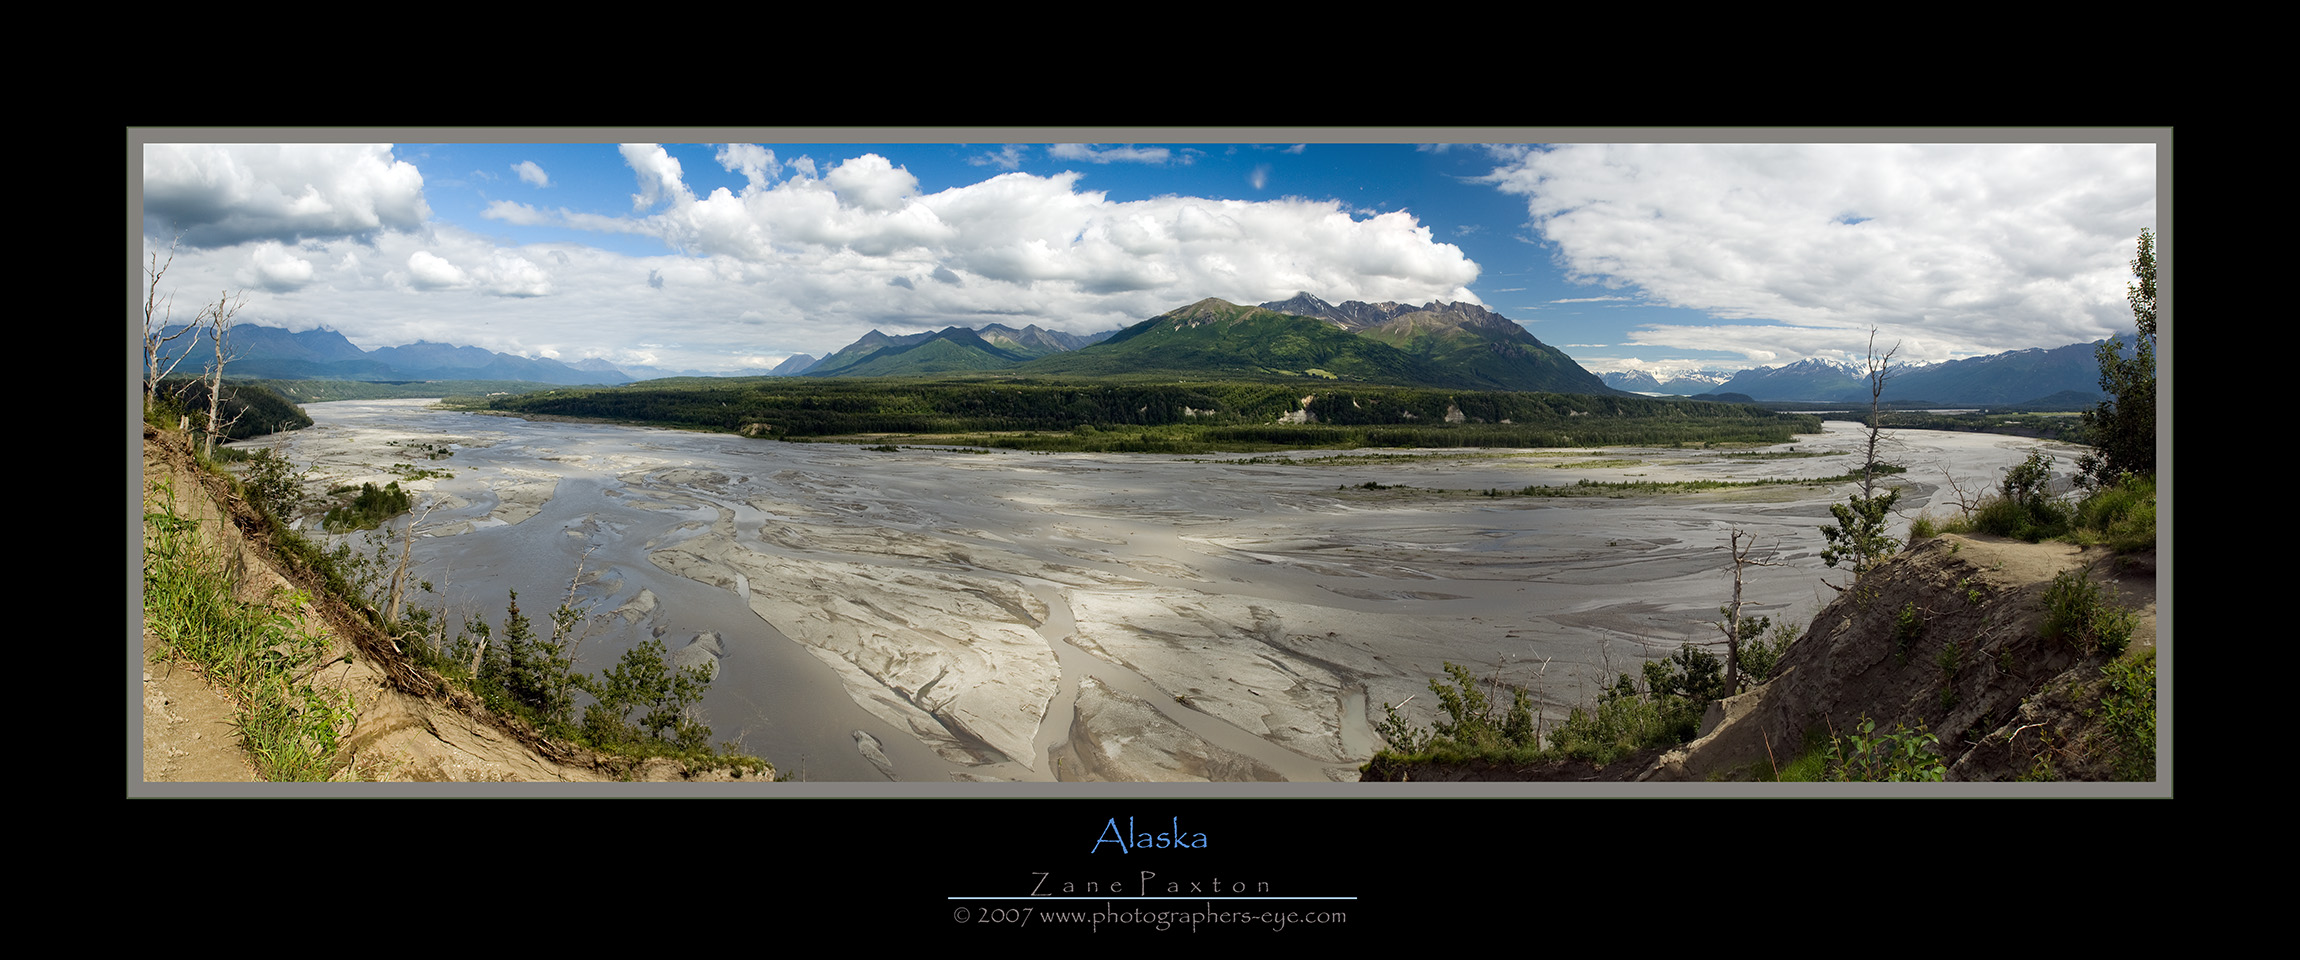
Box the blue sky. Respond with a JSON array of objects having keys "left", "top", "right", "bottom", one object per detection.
[{"left": 137, "top": 131, "right": 2163, "bottom": 378}]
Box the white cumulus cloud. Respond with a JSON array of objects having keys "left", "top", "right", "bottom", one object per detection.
[
  {"left": 238, "top": 241, "right": 316, "bottom": 292},
  {"left": 143, "top": 143, "right": 429, "bottom": 248},
  {"left": 406, "top": 250, "right": 469, "bottom": 290},
  {"left": 1483, "top": 142, "right": 2156, "bottom": 359}
]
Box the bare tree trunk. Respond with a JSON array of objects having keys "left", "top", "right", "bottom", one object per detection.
[
  {"left": 1861, "top": 328, "right": 1899, "bottom": 497},
  {"left": 143, "top": 240, "right": 197, "bottom": 413},
  {"left": 200, "top": 289, "right": 248, "bottom": 459},
  {"left": 384, "top": 501, "right": 435, "bottom": 627},
  {"left": 1716, "top": 528, "right": 1782, "bottom": 694}
]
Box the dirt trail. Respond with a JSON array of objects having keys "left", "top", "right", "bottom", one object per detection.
[{"left": 135, "top": 426, "right": 769, "bottom": 786}]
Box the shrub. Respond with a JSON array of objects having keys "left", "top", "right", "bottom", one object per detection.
[
  {"left": 578, "top": 637, "right": 714, "bottom": 753},
  {"left": 2098, "top": 652, "right": 2156, "bottom": 781},
  {"left": 240, "top": 448, "right": 305, "bottom": 520},
  {"left": 2074, "top": 473, "right": 2157, "bottom": 553},
  {"left": 1824, "top": 717, "right": 1945, "bottom": 782},
  {"left": 2041, "top": 568, "right": 2137, "bottom": 657},
  {"left": 1894, "top": 602, "right": 1924, "bottom": 664},
  {"left": 1547, "top": 690, "right": 1676, "bottom": 764},
  {"left": 1964, "top": 452, "right": 2075, "bottom": 542},
  {"left": 1821, "top": 489, "right": 1901, "bottom": 580},
  {"left": 1738, "top": 619, "right": 1799, "bottom": 688},
  {"left": 1376, "top": 661, "right": 1538, "bottom": 758}
]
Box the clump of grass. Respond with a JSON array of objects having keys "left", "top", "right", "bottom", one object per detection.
[
  {"left": 1893, "top": 602, "right": 1924, "bottom": 664},
  {"left": 2073, "top": 473, "right": 2156, "bottom": 553},
  {"left": 2041, "top": 567, "right": 2138, "bottom": 657},
  {"left": 144, "top": 482, "right": 354, "bottom": 781}
]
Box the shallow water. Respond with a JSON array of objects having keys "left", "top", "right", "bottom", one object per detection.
[{"left": 250, "top": 400, "right": 2082, "bottom": 782}]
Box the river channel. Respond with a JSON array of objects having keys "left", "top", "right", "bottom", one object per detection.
[{"left": 245, "top": 400, "right": 2081, "bottom": 782}]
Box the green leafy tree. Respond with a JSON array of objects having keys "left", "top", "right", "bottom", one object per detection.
[
  {"left": 488, "top": 590, "right": 579, "bottom": 727},
  {"left": 1822, "top": 487, "right": 1901, "bottom": 579},
  {"left": 2078, "top": 229, "right": 2157, "bottom": 488},
  {"left": 577, "top": 637, "right": 713, "bottom": 752}
]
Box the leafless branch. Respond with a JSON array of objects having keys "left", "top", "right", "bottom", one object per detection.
[
  {"left": 143, "top": 237, "right": 199, "bottom": 410},
  {"left": 199, "top": 288, "right": 251, "bottom": 458},
  {"left": 1715, "top": 527, "right": 1787, "bottom": 694}
]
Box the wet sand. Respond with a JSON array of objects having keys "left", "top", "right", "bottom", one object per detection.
[{"left": 247, "top": 399, "right": 2082, "bottom": 782}]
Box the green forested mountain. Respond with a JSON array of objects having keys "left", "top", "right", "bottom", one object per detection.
[
  {"left": 806, "top": 327, "right": 1037, "bottom": 377},
  {"left": 1347, "top": 300, "right": 1615, "bottom": 394},
  {"left": 799, "top": 295, "right": 1622, "bottom": 395},
  {"left": 1018, "top": 298, "right": 1437, "bottom": 384}
]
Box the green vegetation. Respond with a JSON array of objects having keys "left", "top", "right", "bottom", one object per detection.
[
  {"left": 2072, "top": 473, "right": 2157, "bottom": 553},
  {"left": 2077, "top": 229, "right": 2157, "bottom": 489},
  {"left": 2041, "top": 567, "right": 2138, "bottom": 658},
  {"left": 1920, "top": 459, "right": 2154, "bottom": 554},
  {"left": 143, "top": 482, "right": 355, "bottom": 780},
  {"left": 1959, "top": 452, "right": 2077, "bottom": 542},
  {"left": 465, "top": 379, "right": 1822, "bottom": 453},
  {"left": 322, "top": 481, "right": 414, "bottom": 533},
  {"left": 373, "top": 557, "right": 755, "bottom": 770},
  {"left": 1371, "top": 645, "right": 1729, "bottom": 771},
  {"left": 1493, "top": 464, "right": 1904, "bottom": 500},
  {"left": 2099, "top": 651, "right": 2157, "bottom": 781},
  {"left": 1893, "top": 602, "right": 1924, "bottom": 664},
  {"left": 150, "top": 377, "right": 314, "bottom": 441},
  {"left": 1822, "top": 489, "right": 1902, "bottom": 578},
  {"left": 1736, "top": 618, "right": 1798, "bottom": 688},
  {"left": 1818, "top": 717, "right": 1946, "bottom": 782},
  {"left": 1821, "top": 332, "right": 1902, "bottom": 586},
  {"left": 1877, "top": 410, "right": 2090, "bottom": 442},
  {"left": 578, "top": 637, "right": 715, "bottom": 753},
  {"left": 144, "top": 421, "right": 766, "bottom": 780}
]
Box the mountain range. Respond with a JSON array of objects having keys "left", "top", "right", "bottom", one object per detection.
[
  {"left": 792, "top": 293, "right": 1617, "bottom": 395},
  {"left": 148, "top": 295, "right": 2130, "bottom": 407},
  {"left": 147, "top": 324, "right": 766, "bottom": 384},
  {"left": 1603, "top": 339, "right": 2126, "bottom": 406}
]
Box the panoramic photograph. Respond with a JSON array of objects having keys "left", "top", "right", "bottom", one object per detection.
[{"left": 133, "top": 130, "right": 2165, "bottom": 792}]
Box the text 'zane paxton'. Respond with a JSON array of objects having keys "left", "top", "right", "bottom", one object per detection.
[{"left": 1092, "top": 816, "right": 1208, "bottom": 853}]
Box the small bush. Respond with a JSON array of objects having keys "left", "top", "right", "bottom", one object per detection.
[
  {"left": 240, "top": 448, "right": 305, "bottom": 520},
  {"left": 2098, "top": 652, "right": 2156, "bottom": 781},
  {"left": 1377, "top": 661, "right": 1537, "bottom": 757},
  {"left": 1824, "top": 716, "right": 1945, "bottom": 782},
  {"left": 1894, "top": 602, "right": 1924, "bottom": 664},
  {"left": 2041, "top": 568, "right": 2137, "bottom": 657},
  {"left": 1738, "top": 619, "right": 1799, "bottom": 689},
  {"left": 1955, "top": 453, "right": 2077, "bottom": 542},
  {"left": 2074, "top": 473, "right": 2156, "bottom": 553}
]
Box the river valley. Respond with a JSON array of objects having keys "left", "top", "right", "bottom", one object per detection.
[{"left": 246, "top": 400, "right": 2080, "bottom": 782}]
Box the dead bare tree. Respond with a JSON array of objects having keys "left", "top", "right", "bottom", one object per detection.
[
  {"left": 1714, "top": 527, "right": 1785, "bottom": 694},
  {"left": 142, "top": 239, "right": 197, "bottom": 412},
  {"left": 1858, "top": 327, "right": 1900, "bottom": 496},
  {"left": 198, "top": 288, "right": 250, "bottom": 459},
  {"left": 383, "top": 500, "right": 437, "bottom": 628}
]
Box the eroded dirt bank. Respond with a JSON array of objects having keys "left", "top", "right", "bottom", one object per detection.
[
  {"left": 1641, "top": 533, "right": 2160, "bottom": 783},
  {"left": 137, "top": 425, "right": 769, "bottom": 786}
]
